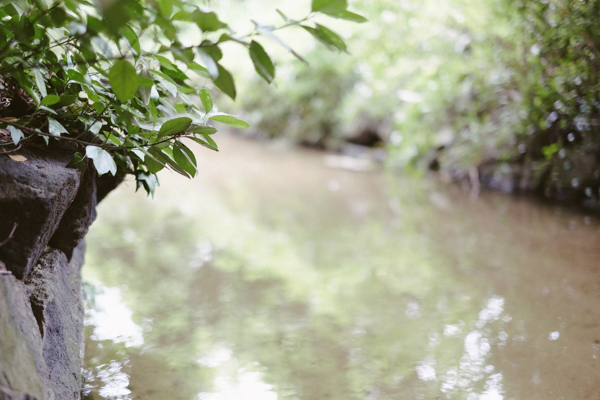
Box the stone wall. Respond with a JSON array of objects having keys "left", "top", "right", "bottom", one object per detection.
[{"left": 0, "top": 147, "right": 119, "bottom": 400}]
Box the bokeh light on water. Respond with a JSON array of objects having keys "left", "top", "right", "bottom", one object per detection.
[{"left": 82, "top": 135, "right": 600, "bottom": 399}]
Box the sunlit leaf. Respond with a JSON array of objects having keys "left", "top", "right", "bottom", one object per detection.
[
  {"left": 209, "top": 115, "right": 248, "bottom": 129},
  {"left": 149, "top": 101, "right": 158, "bottom": 125},
  {"left": 144, "top": 147, "right": 166, "bottom": 173},
  {"left": 197, "top": 49, "right": 219, "bottom": 79},
  {"left": 121, "top": 24, "right": 140, "bottom": 54},
  {"left": 86, "top": 145, "right": 117, "bottom": 176},
  {"left": 66, "top": 152, "right": 85, "bottom": 170},
  {"left": 156, "top": 147, "right": 190, "bottom": 177},
  {"left": 90, "top": 121, "right": 103, "bottom": 134},
  {"left": 108, "top": 60, "right": 140, "bottom": 102},
  {"left": 311, "top": 0, "right": 347, "bottom": 14},
  {"left": 158, "top": 117, "right": 192, "bottom": 137},
  {"left": 190, "top": 136, "right": 218, "bottom": 151},
  {"left": 33, "top": 69, "right": 47, "bottom": 98},
  {"left": 7, "top": 125, "right": 24, "bottom": 145},
  {"left": 173, "top": 141, "right": 197, "bottom": 177},
  {"left": 48, "top": 118, "right": 68, "bottom": 136},
  {"left": 200, "top": 88, "right": 213, "bottom": 113},
  {"left": 136, "top": 172, "right": 158, "bottom": 197},
  {"left": 327, "top": 10, "right": 367, "bottom": 23},
  {"left": 154, "top": 55, "right": 177, "bottom": 70},
  {"left": 189, "top": 126, "right": 217, "bottom": 135},
  {"left": 249, "top": 41, "right": 275, "bottom": 83},
  {"left": 301, "top": 24, "right": 347, "bottom": 52},
  {"left": 41, "top": 95, "right": 61, "bottom": 106},
  {"left": 213, "top": 65, "right": 236, "bottom": 100},
  {"left": 191, "top": 9, "right": 226, "bottom": 32}
]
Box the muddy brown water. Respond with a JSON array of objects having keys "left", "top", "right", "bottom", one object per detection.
[{"left": 82, "top": 135, "right": 600, "bottom": 400}]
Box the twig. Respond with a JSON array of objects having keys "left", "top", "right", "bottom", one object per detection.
[
  {"left": 0, "top": 143, "right": 22, "bottom": 153},
  {"left": 0, "top": 222, "right": 18, "bottom": 248},
  {"left": 3, "top": 120, "right": 187, "bottom": 150}
]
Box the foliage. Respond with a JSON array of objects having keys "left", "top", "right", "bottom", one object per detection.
[
  {"left": 0, "top": 0, "right": 363, "bottom": 195},
  {"left": 500, "top": 0, "right": 600, "bottom": 201},
  {"left": 243, "top": 47, "right": 357, "bottom": 148},
  {"left": 234, "top": 0, "right": 600, "bottom": 202}
]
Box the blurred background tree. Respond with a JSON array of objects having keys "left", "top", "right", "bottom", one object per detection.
[{"left": 225, "top": 0, "right": 600, "bottom": 204}]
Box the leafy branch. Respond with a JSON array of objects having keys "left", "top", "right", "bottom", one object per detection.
[{"left": 0, "top": 0, "right": 365, "bottom": 196}]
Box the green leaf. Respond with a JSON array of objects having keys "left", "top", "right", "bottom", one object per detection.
[
  {"left": 209, "top": 114, "right": 249, "bottom": 129},
  {"left": 200, "top": 88, "right": 213, "bottom": 113},
  {"left": 90, "top": 121, "right": 103, "bottom": 134},
  {"left": 136, "top": 172, "right": 159, "bottom": 197},
  {"left": 158, "top": 117, "right": 193, "bottom": 137},
  {"left": 189, "top": 126, "right": 217, "bottom": 135},
  {"left": 86, "top": 15, "right": 104, "bottom": 33},
  {"left": 2, "top": 3, "right": 20, "bottom": 16},
  {"left": 108, "top": 60, "right": 140, "bottom": 102},
  {"left": 191, "top": 9, "right": 227, "bottom": 32},
  {"left": 83, "top": 86, "right": 100, "bottom": 102},
  {"left": 197, "top": 49, "right": 219, "bottom": 79},
  {"left": 41, "top": 95, "right": 61, "bottom": 106},
  {"left": 92, "top": 102, "right": 105, "bottom": 114},
  {"left": 37, "top": 106, "right": 57, "bottom": 115},
  {"left": 171, "top": 11, "right": 191, "bottom": 21},
  {"left": 173, "top": 48, "right": 195, "bottom": 64},
  {"left": 190, "top": 136, "right": 218, "bottom": 152},
  {"left": 67, "top": 69, "right": 86, "bottom": 83},
  {"left": 311, "top": 0, "right": 347, "bottom": 13},
  {"left": 175, "top": 102, "right": 186, "bottom": 114},
  {"left": 7, "top": 125, "right": 24, "bottom": 145},
  {"left": 143, "top": 147, "right": 165, "bottom": 173},
  {"left": 102, "top": 0, "right": 143, "bottom": 33},
  {"left": 213, "top": 65, "right": 236, "bottom": 100},
  {"left": 173, "top": 141, "right": 197, "bottom": 177},
  {"left": 156, "top": 147, "right": 190, "bottom": 177},
  {"left": 154, "top": 55, "right": 177, "bottom": 70},
  {"left": 48, "top": 95, "right": 78, "bottom": 109},
  {"left": 86, "top": 145, "right": 117, "bottom": 176},
  {"left": 48, "top": 7, "right": 67, "bottom": 27},
  {"left": 157, "top": 0, "right": 172, "bottom": 16},
  {"left": 201, "top": 133, "right": 218, "bottom": 149},
  {"left": 149, "top": 101, "right": 158, "bottom": 125},
  {"left": 66, "top": 152, "right": 85, "bottom": 170},
  {"left": 301, "top": 24, "right": 347, "bottom": 52},
  {"left": 121, "top": 24, "right": 141, "bottom": 54},
  {"left": 188, "top": 62, "right": 209, "bottom": 77},
  {"left": 249, "top": 41, "right": 275, "bottom": 83},
  {"left": 48, "top": 118, "right": 68, "bottom": 136},
  {"left": 138, "top": 76, "right": 154, "bottom": 88},
  {"left": 11, "top": 70, "right": 38, "bottom": 106},
  {"left": 200, "top": 44, "right": 223, "bottom": 62},
  {"left": 327, "top": 10, "right": 367, "bottom": 23},
  {"left": 33, "top": 69, "right": 47, "bottom": 98},
  {"left": 138, "top": 76, "right": 153, "bottom": 104}
]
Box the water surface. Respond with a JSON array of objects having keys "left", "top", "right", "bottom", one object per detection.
[{"left": 82, "top": 135, "right": 600, "bottom": 400}]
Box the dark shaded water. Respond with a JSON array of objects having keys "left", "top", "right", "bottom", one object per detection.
[{"left": 83, "top": 135, "right": 600, "bottom": 400}]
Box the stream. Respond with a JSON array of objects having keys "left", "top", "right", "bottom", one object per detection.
[{"left": 82, "top": 135, "right": 600, "bottom": 400}]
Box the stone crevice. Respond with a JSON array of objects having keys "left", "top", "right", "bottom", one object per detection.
[{"left": 0, "top": 148, "right": 121, "bottom": 400}]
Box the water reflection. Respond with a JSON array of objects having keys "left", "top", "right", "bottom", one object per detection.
[
  {"left": 83, "top": 135, "right": 600, "bottom": 399},
  {"left": 86, "top": 286, "right": 144, "bottom": 348}
]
